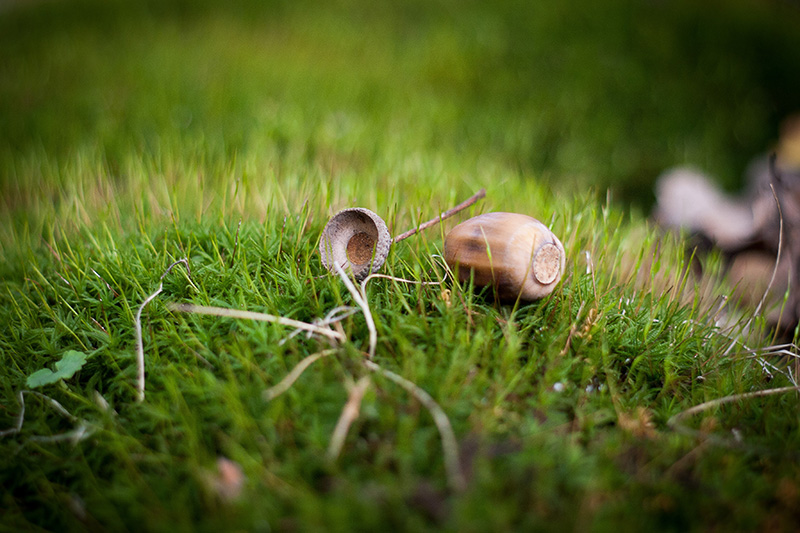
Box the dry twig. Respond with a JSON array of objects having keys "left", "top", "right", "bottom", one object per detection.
[
  {"left": 327, "top": 376, "right": 372, "bottom": 461},
  {"left": 262, "top": 349, "right": 337, "bottom": 401},
  {"left": 135, "top": 258, "right": 191, "bottom": 402},
  {"left": 393, "top": 189, "right": 486, "bottom": 243},
  {"left": 169, "top": 303, "right": 345, "bottom": 343},
  {"left": 668, "top": 385, "right": 800, "bottom": 446},
  {"left": 0, "top": 390, "right": 93, "bottom": 444},
  {"left": 334, "top": 261, "right": 377, "bottom": 359},
  {"left": 363, "top": 359, "right": 466, "bottom": 492}
]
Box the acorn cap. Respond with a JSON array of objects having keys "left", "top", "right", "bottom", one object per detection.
[{"left": 319, "top": 207, "right": 391, "bottom": 281}]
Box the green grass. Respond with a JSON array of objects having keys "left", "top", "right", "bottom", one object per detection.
[{"left": 2, "top": 0, "right": 800, "bottom": 530}]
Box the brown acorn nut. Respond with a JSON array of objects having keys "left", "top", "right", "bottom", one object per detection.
[
  {"left": 444, "top": 212, "right": 565, "bottom": 301},
  {"left": 319, "top": 207, "right": 392, "bottom": 282}
]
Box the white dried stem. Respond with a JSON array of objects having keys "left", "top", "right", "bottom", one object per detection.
[
  {"left": 135, "top": 285, "right": 165, "bottom": 402},
  {"left": 333, "top": 261, "right": 377, "bottom": 359},
  {"left": 327, "top": 375, "right": 372, "bottom": 461},
  {"left": 169, "top": 303, "right": 345, "bottom": 343},
  {"left": 706, "top": 328, "right": 786, "bottom": 382},
  {"left": 363, "top": 359, "right": 466, "bottom": 492},
  {"left": 0, "top": 390, "right": 92, "bottom": 444},
  {"left": 262, "top": 349, "right": 337, "bottom": 401},
  {"left": 135, "top": 258, "right": 191, "bottom": 403},
  {"left": 320, "top": 306, "right": 361, "bottom": 325},
  {"left": 668, "top": 385, "right": 800, "bottom": 443},
  {"left": 360, "top": 273, "right": 444, "bottom": 292},
  {"left": 335, "top": 259, "right": 464, "bottom": 489},
  {"left": 750, "top": 185, "right": 784, "bottom": 324},
  {"left": 355, "top": 264, "right": 450, "bottom": 353},
  {"left": 0, "top": 391, "right": 30, "bottom": 437},
  {"left": 359, "top": 254, "right": 451, "bottom": 296},
  {"left": 28, "top": 423, "right": 92, "bottom": 444},
  {"left": 280, "top": 306, "right": 359, "bottom": 345}
]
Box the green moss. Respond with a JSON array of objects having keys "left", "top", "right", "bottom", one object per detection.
[{"left": 2, "top": 0, "right": 800, "bottom": 530}]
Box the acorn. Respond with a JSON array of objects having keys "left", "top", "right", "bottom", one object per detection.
[
  {"left": 444, "top": 212, "right": 565, "bottom": 301},
  {"left": 319, "top": 207, "right": 392, "bottom": 282}
]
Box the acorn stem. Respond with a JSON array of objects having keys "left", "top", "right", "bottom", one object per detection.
[{"left": 393, "top": 188, "right": 486, "bottom": 243}]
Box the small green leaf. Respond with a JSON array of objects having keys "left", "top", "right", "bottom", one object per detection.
[
  {"left": 26, "top": 368, "right": 60, "bottom": 388},
  {"left": 26, "top": 350, "right": 89, "bottom": 388},
  {"left": 53, "top": 350, "right": 88, "bottom": 379}
]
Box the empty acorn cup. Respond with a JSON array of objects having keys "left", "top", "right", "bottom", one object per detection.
[
  {"left": 444, "top": 212, "right": 565, "bottom": 301},
  {"left": 319, "top": 207, "right": 392, "bottom": 281}
]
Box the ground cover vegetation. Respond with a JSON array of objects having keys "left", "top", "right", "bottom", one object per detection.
[{"left": 2, "top": 0, "right": 800, "bottom": 530}]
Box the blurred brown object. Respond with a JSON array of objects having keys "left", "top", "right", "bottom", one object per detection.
[{"left": 654, "top": 115, "right": 800, "bottom": 333}]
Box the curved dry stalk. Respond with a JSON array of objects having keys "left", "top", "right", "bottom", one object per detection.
[
  {"left": 262, "top": 349, "right": 337, "bottom": 401},
  {"left": 704, "top": 327, "right": 786, "bottom": 382},
  {"left": 28, "top": 423, "right": 92, "bottom": 444},
  {"left": 360, "top": 256, "right": 451, "bottom": 294},
  {"left": 135, "top": 258, "right": 191, "bottom": 402},
  {"left": 334, "top": 261, "right": 377, "bottom": 359},
  {"left": 363, "top": 359, "right": 466, "bottom": 492},
  {"left": 280, "top": 306, "right": 359, "bottom": 345},
  {"left": 320, "top": 306, "right": 361, "bottom": 325},
  {"left": 169, "top": 303, "right": 345, "bottom": 342},
  {"left": 327, "top": 376, "right": 372, "bottom": 461},
  {"left": 668, "top": 385, "right": 800, "bottom": 445},
  {"left": 333, "top": 259, "right": 465, "bottom": 490},
  {"left": 360, "top": 273, "right": 444, "bottom": 291},
  {"left": 0, "top": 390, "right": 92, "bottom": 444},
  {"left": 736, "top": 342, "right": 800, "bottom": 386},
  {"left": 750, "top": 184, "right": 784, "bottom": 322}
]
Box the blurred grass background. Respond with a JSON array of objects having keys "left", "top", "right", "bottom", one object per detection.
[{"left": 2, "top": 0, "right": 799, "bottom": 213}]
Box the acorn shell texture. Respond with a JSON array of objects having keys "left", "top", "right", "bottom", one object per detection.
[
  {"left": 444, "top": 212, "right": 565, "bottom": 301},
  {"left": 319, "top": 207, "right": 392, "bottom": 281}
]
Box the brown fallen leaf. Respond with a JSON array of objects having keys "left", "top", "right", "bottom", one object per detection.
[
  {"left": 654, "top": 114, "right": 800, "bottom": 334},
  {"left": 654, "top": 168, "right": 756, "bottom": 250}
]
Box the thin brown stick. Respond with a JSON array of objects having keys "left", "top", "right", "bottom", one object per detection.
[{"left": 393, "top": 189, "right": 486, "bottom": 243}]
